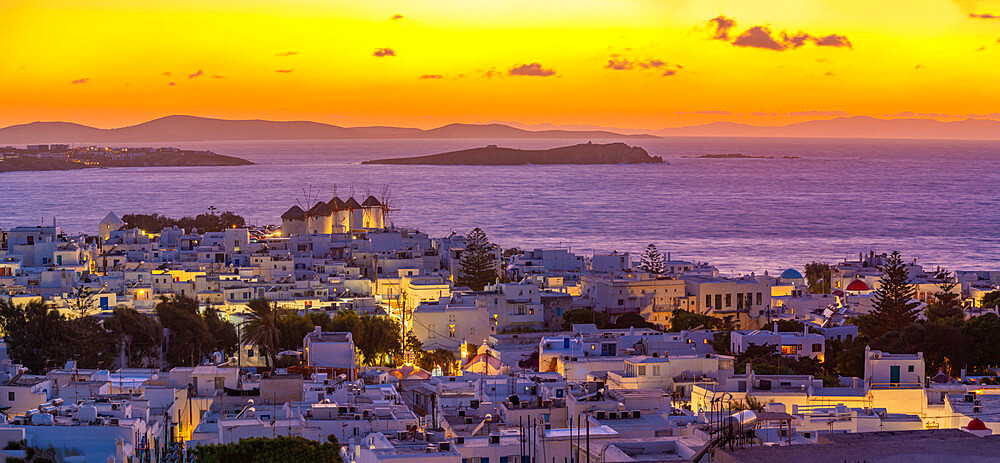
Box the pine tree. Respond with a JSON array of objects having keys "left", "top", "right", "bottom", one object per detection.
[
  {"left": 639, "top": 244, "right": 665, "bottom": 274},
  {"left": 457, "top": 227, "right": 497, "bottom": 291},
  {"left": 866, "top": 251, "right": 920, "bottom": 338},
  {"left": 925, "top": 270, "right": 964, "bottom": 322}
]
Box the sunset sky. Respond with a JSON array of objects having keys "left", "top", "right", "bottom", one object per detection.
[{"left": 2, "top": 0, "right": 1000, "bottom": 130}]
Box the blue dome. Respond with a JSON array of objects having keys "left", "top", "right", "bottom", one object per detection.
[{"left": 780, "top": 268, "right": 803, "bottom": 279}]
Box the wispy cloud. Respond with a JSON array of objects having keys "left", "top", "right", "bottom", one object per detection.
[
  {"left": 708, "top": 16, "right": 852, "bottom": 51},
  {"left": 275, "top": 69, "right": 294, "bottom": 73},
  {"left": 970, "top": 12, "right": 1000, "bottom": 19},
  {"left": 276, "top": 51, "right": 298, "bottom": 57},
  {"left": 605, "top": 59, "right": 634, "bottom": 70},
  {"left": 419, "top": 74, "right": 443, "bottom": 79},
  {"left": 606, "top": 57, "right": 680, "bottom": 76},
  {"left": 71, "top": 78, "right": 90, "bottom": 84},
  {"left": 188, "top": 70, "right": 203, "bottom": 79},
  {"left": 391, "top": 14, "right": 404, "bottom": 20},
  {"left": 212, "top": 75, "right": 226, "bottom": 79},
  {"left": 373, "top": 48, "right": 396, "bottom": 57},
  {"left": 508, "top": 63, "right": 556, "bottom": 76},
  {"left": 161, "top": 72, "right": 171, "bottom": 76},
  {"left": 167, "top": 82, "right": 176, "bottom": 86}
]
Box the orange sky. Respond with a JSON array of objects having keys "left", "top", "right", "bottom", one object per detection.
[{"left": 2, "top": 0, "right": 1000, "bottom": 130}]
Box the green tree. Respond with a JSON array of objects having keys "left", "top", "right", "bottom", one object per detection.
[
  {"left": 456, "top": 228, "right": 498, "bottom": 291},
  {"left": 105, "top": 307, "right": 163, "bottom": 368},
  {"left": 668, "top": 309, "right": 733, "bottom": 332},
  {"left": 966, "top": 314, "right": 1000, "bottom": 374},
  {"left": 357, "top": 314, "right": 403, "bottom": 366},
  {"left": 203, "top": 306, "right": 239, "bottom": 356},
  {"left": 418, "top": 348, "right": 456, "bottom": 374},
  {"left": 561, "top": 309, "right": 610, "bottom": 330},
  {"left": 638, "top": 244, "right": 665, "bottom": 274},
  {"left": 804, "top": 262, "right": 832, "bottom": 294},
  {"left": 190, "top": 436, "right": 342, "bottom": 463},
  {"left": 612, "top": 313, "right": 656, "bottom": 330},
  {"left": 980, "top": 291, "right": 1000, "bottom": 310},
  {"left": 156, "top": 296, "right": 214, "bottom": 367},
  {"left": 925, "top": 271, "right": 964, "bottom": 322},
  {"left": 858, "top": 251, "right": 920, "bottom": 339},
  {"left": 242, "top": 298, "right": 282, "bottom": 368}
]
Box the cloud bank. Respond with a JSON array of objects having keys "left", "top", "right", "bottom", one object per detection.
[{"left": 708, "top": 16, "right": 852, "bottom": 51}]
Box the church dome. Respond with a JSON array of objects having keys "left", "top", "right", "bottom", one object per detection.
[
  {"left": 846, "top": 279, "right": 870, "bottom": 291},
  {"left": 780, "top": 268, "right": 803, "bottom": 279}
]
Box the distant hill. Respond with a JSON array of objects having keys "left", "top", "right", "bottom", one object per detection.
[
  {"left": 654, "top": 116, "right": 1000, "bottom": 140},
  {"left": 0, "top": 115, "right": 655, "bottom": 144},
  {"left": 5, "top": 114, "right": 1000, "bottom": 143},
  {"left": 362, "top": 142, "right": 664, "bottom": 165}
]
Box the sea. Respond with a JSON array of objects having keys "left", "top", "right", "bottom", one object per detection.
[{"left": 2, "top": 137, "right": 999, "bottom": 275}]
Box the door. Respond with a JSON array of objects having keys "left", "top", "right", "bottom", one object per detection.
[{"left": 890, "top": 365, "right": 901, "bottom": 385}]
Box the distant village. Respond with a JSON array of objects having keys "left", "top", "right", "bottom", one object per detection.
[
  {"left": 1, "top": 192, "right": 999, "bottom": 462},
  {"left": 0, "top": 144, "right": 249, "bottom": 172}
]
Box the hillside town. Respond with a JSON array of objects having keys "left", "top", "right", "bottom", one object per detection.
[{"left": 1, "top": 195, "right": 999, "bottom": 462}]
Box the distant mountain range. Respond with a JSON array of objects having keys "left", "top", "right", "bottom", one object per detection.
[
  {"left": 2, "top": 114, "right": 1000, "bottom": 143},
  {"left": 0, "top": 115, "right": 655, "bottom": 144}
]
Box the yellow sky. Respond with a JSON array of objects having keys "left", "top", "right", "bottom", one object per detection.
[{"left": 1, "top": 0, "right": 1000, "bottom": 129}]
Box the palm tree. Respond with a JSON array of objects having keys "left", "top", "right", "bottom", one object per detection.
[{"left": 242, "top": 298, "right": 280, "bottom": 368}]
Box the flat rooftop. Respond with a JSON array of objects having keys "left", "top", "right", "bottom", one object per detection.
[{"left": 715, "top": 429, "right": 1000, "bottom": 463}]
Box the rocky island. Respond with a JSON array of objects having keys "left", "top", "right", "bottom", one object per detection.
[
  {"left": 0, "top": 145, "right": 252, "bottom": 173},
  {"left": 363, "top": 142, "right": 664, "bottom": 165}
]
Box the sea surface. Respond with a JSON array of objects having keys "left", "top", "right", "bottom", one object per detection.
[{"left": 2, "top": 137, "right": 999, "bottom": 274}]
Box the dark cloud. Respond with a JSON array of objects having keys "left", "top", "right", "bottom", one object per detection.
[
  {"left": 275, "top": 69, "right": 294, "bottom": 73},
  {"left": 708, "top": 15, "right": 736, "bottom": 40},
  {"left": 914, "top": 64, "right": 923, "bottom": 70},
  {"left": 970, "top": 13, "right": 1000, "bottom": 19},
  {"left": 188, "top": 70, "right": 203, "bottom": 79},
  {"left": 276, "top": 51, "right": 298, "bottom": 57},
  {"left": 373, "top": 48, "right": 396, "bottom": 57},
  {"left": 391, "top": 14, "right": 404, "bottom": 20},
  {"left": 71, "top": 78, "right": 90, "bottom": 84},
  {"left": 732, "top": 26, "right": 786, "bottom": 50},
  {"left": 167, "top": 82, "right": 176, "bottom": 86},
  {"left": 709, "top": 16, "right": 852, "bottom": 51},
  {"left": 639, "top": 59, "right": 666, "bottom": 69},
  {"left": 606, "top": 59, "right": 634, "bottom": 70},
  {"left": 419, "top": 74, "right": 443, "bottom": 79},
  {"left": 508, "top": 63, "right": 556, "bottom": 76},
  {"left": 662, "top": 69, "right": 677, "bottom": 76},
  {"left": 813, "top": 34, "right": 852, "bottom": 48}
]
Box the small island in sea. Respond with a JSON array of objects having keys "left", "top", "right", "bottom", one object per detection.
[
  {"left": 362, "top": 142, "right": 664, "bottom": 165},
  {"left": 683, "top": 153, "right": 800, "bottom": 159},
  {"left": 0, "top": 144, "right": 252, "bottom": 173}
]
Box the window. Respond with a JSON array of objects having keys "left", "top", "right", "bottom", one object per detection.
[
  {"left": 908, "top": 365, "right": 915, "bottom": 372},
  {"left": 780, "top": 345, "right": 797, "bottom": 355},
  {"left": 756, "top": 292, "right": 762, "bottom": 305},
  {"left": 617, "top": 299, "right": 624, "bottom": 306},
  {"left": 448, "top": 324, "right": 456, "bottom": 337},
  {"left": 637, "top": 365, "right": 646, "bottom": 376},
  {"left": 7, "top": 392, "right": 14, "bottom": 401},
  {"left": 812, "top": 343, "right": 822, "bottom": 352},
  {"left": 715, "top": 294, "right": 722, "bottom": 309},
  {"left": 705, "top": 295, "right": 712, "bottom": 308},
  {"left": 214, "top": 377, "right": 225, "bottom": 389},
  {"left": 725, "top": 294, "right": 732, "bottom": 307},
  {"left": 745, "top": 293, "right": 753, "bottom": 307},
  {"left": 736, "top": 294, "right": 743, "bottom": 310},
  {"left": 652, "top": 366, "right": 660, "bottom": 376}
]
